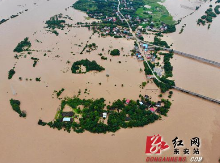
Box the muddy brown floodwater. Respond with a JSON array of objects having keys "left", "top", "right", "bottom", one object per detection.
[{"left": 0, "top": 0, "right": 219, "bottom": 163}]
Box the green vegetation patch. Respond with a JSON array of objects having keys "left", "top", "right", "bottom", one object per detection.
[
  {"left": 38, "top": 96, "right": 172, "bottom": 133},
  {"left": 13, "top": 37, "right": 31, "bottom": 53},
  {"left": 143, "top": 51, "right": 175, "bottom": 93},
  {"left": 71, "top": 59, "right": 105, "bottom": 74},
  {"left": 8, "top": 69, "right": 15, "bottom": 79},
  {"left": 10, "top": 99, "right": 26, "bottom": 117},
  {"left": 153, "top": 36, "right": 170, "bottom": 48},
  {"left": 73, "top": 0, "right": 117, "bottom": 17},
  {"left": 73, "top": 0, "right": 98, "bottom": 12},
  {"left": 197, "top": 6, "right": 220, "bottom": 26},
  {"left": 45, "top": 14, "right": 67, "bottom": 36},
  {"left": 31, "top": 57, "right": 39, "bottom": 67},
  {"left": 160, "top": 52, "right": 173, "bottom": 77},
  {"left": 110, "top": 49, "right": 120, "bottom": 56},
  {"left": 136, "top": 0, "right": 175, "bottom": 25},
  {"left": 45, "top": 15, "right": 65, "bottom": 30},
  {"left": 153, "top": 77, "right": 175, "bottom": 93},
  {"left": 36, "top": 77, "right": 41, "bottom": 82},
  {"left": 56, "top": 88, "right": 65, "bottom": 98},
  {"left": 214, "top": 5, "right": 220, "bottom": 14}
]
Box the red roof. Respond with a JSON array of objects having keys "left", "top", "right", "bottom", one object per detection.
[
  {"left": 150, "top": 108, "right": 155, "bottom": 112},
  {"left": 126, "top": 99, "right": 130, "bottom": 104}
]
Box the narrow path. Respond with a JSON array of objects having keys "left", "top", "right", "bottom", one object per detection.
[{"left": 117, "top": 0, "right": 162, "bottom": 82}]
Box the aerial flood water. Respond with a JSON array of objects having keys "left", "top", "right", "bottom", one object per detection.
[{"left": 0, "top": 0, "right": 219, "bottom": 163}]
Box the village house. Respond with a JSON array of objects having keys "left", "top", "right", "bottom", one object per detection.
[
  {"left": 62, "top": 117, "right": 73, "bottom": 122},
  {"left": 103, "top": 112, "right": 107, "bottom": 118},
  {"left": 144, "top": 95, "right": 150, "bottom": 100},
  {"left": 149, "top": 108, "right": 156, "bottom": 113},
  {"left": 62, "top": 111, "right": 74, "bottom": 117},
  {"left": 156, "top": 101, "right": 162, "bottom": 107}
]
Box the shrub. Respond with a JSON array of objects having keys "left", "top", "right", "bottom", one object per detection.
[
  {"left": 36, "top": 78, "right": 41, "bottom": 82},
  {"left": 8, "top": 69, "right": 15, "bottom": 79},
  {"left": 110, "top": 49, "right": 120, "bottom": 56}
]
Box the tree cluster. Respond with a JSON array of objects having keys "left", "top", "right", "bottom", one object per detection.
[
  {"left": 56, "top": 88, "right": 65, "bottom": 98},
  {"left": 197, "top": 7, "right": 220, "bottom": 26},
  {"left": 8, "top": 69, "right": 15, "bottom": 79},
  {"left": 10, "top": 99, "right": 26, "bottom": 117},
  {"left": 13, "top": 37, "right": 31, "bottom": 53},
  {"left": 161, "top": 52, "right": 173, "bottom": 77},
  {"left": 38, "top": 96, "right": 172, "bottom": 133},
  {"left": 153, "top": 37, "right": 170, "bottom": 48},
  {"left": 45, "top": 15, "right": 65, "bottom": 30},
  {"left": 71, "top": 59, "right": 105, "bottom": 73},
  {"left": 110, "top": 49, "right": 120, "bottom": 56},
  {"left": 153, "top": 77, "right": 175, "bottom": 93}
]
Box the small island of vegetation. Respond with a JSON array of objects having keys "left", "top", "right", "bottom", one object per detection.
[
  {"left": 38, "top": 95, "right": 172, "bottom": 133},
  {"left": 71, "top": 59, "right": 105, "bottom": 74},
  {"left": 45, "top": 14, "right": 70, "bottom": 36},
  {"left": 110, "top": 49, "right": 120, "bottom": 56},
  {"left": 56, "top": 88, "right": 65, "bottom": 98},
  {"left": 197, "top": 5, "right": 220, "bottom": 27},
  {"left": 13, "top": 37, "right": 31, "bottom": 53},
  {"left": 8, "top": 69, "right": 15, "bottom": 79},
  {"left": 10, "top": 99, "right": 26, "bottom": 117}
]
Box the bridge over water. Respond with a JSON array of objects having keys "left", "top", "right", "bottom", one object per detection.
[
  {"left": 172, "top": 86, "right": 220, "bottom": 105},
  {"left": 139, "top": 40, "right": 220, "bottom": 68},
  {"left": 116, "top": 3, "right": 220, "bottom": 104}
]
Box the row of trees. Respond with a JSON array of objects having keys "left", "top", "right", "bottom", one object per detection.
[
  {"left": 144, "top": 61, "right": 154, "bottom": 75},
  {"left": 162, "top": 52, "right": 174, "bottom": 77},
  {"left": 153, "top": 77, "right": 175, "bottom": 93}
]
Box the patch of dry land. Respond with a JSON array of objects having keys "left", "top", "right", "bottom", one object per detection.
[{"left": 0, "top": 0, "right": 219, "bottom": 163}]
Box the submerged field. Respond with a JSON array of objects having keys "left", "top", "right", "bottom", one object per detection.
[{"left": 136, "top": 0, "right": 175, "bottom": 27}]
